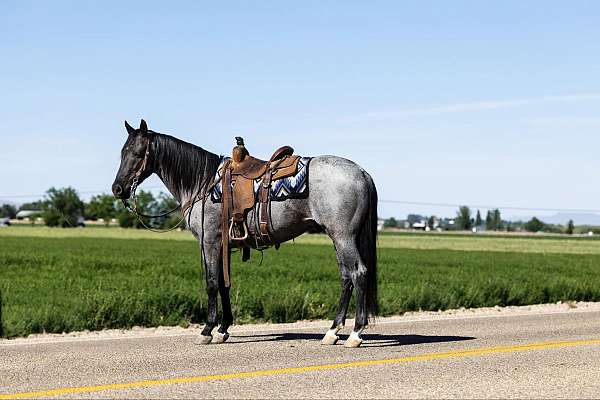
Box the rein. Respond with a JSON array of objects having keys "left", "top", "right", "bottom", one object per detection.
[
  {"left": 121, "top": 135, "right": 217, "bottom": 233},
  {"left": 121, "top": 179, "right": 190, "bottom": 234}
]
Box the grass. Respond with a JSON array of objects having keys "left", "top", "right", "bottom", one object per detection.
[
  {"left": 0, "top": 225, "right": 195, "bottom": 241},
  {"left": 1, "top": 226, "right": 600, "bottom": 338},
  {"left": 3, "top": 226, "right": 599, "bottom": 253},
  {"left": 300, "top": 231, "right": 600, "bottom": 254}
]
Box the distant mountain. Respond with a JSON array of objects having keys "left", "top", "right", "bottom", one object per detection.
[
  {"left": 540, "top": 213, "right": 600, "bottom": 226},
  {"left": 507, "top": 213, "right": 600, "bottom": 226}
]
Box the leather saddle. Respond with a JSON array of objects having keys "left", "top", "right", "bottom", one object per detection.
[
  {"left": 230, "top": 145, "right": 294, "bottom": 178},
  {"left": 220, "top": 137, "right": 300, "bottom": 287}
]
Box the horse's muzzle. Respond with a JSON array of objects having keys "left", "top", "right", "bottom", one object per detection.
[{"left": 112, "top": 183, "right": 128, "bottom": 199}]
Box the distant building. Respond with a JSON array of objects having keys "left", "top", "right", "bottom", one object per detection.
[
  {"left": 16, "top": 210, "right": 42, "bottom": 220},
  {"left": 439, "top": 218, "right": 456, "bottom": 230},
  {"left": 411, "top": 221, "right": 427, "bottom": 230}
]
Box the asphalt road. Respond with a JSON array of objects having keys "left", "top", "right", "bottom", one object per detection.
[{"left": 1, "top": 305, "right": 600, "bottom": 399}]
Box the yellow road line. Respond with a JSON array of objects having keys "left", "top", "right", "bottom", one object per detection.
[{"left": 2, "top": 338, "right": 599, "bottom": 399}]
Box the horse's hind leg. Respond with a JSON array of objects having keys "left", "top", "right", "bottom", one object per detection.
[
  {"left": 346, "top": 257, "right": 368, "bottom": 348},
  {"left": 322, "top": 237, "right": 368, "bottom": 347},
  {"left": 322, "top": 274, "right": 353, "bottom": 345}
]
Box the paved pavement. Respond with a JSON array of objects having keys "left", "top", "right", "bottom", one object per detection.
[{"left": 1, "top": 305, "right": 600, "bottom": 399}]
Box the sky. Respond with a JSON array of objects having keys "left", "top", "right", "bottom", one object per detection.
[{"left": 1, "top": 1, "right": 599, "bottom": 222}]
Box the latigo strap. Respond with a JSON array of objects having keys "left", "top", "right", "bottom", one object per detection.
[
  {"left": 221, "top": 160, "right": 233, "bottom": 288},
  {"left": 220, "top": 138, "right": 301, "bottom": 288}
]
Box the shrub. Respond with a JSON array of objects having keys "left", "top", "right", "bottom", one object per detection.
[
  {"left": 524, "top": 217, "right": 545, "bottom": 233},
  {"left": 42, "top": 187, "right": 84, "bottom": 228}
]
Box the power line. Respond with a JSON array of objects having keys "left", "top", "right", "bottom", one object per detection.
[
  {"left": 1, "top": 190, "right": 599, "bottom": 214},
  {"left": 0, "top": 186, "right": 165, "bottom": 200},
  {"left": 379, "top": 200, "right": 600, "bottom": 214}
]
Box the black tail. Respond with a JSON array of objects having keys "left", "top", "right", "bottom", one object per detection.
[{"left": 357, "top": 174, "right": 378, "bottom": 318}]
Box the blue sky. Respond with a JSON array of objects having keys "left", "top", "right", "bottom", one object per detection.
[{"left": 1, "top": 1, "right": 599, "bottom": 220}]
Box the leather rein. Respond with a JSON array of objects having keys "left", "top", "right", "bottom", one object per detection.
[{"left": 121, "top": 136, "right": 210, "bottom": 233}]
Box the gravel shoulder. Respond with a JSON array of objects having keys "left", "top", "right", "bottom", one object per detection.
[{"left": 3, "top": 301, "right": 598, "bottom": 345}]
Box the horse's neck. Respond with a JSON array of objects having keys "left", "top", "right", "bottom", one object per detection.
[
  {"left": 152, "top": 136, "right": 219, "bottom": 206},
  {"left": 155, "top": 168, "right": 193, "bottom": 206}
]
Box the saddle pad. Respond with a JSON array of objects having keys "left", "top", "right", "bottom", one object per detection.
[{"left": 211, "top": 157, "right": 311, "bottom": 203}]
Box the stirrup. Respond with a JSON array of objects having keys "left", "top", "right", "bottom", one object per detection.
[{"left": 229, "top": 219, "right": 248, "bottom": 241}]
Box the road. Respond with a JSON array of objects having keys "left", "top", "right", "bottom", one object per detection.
[{"left": 1, "top": 304, "right": 600, "bottom": 399}]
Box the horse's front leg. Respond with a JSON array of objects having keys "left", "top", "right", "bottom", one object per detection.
[
  {"left": 195, "top": 242, "right": 221, "bottom": 345},
  {"left": 212, "top": 279, "right": 233, "bottom": 344}
]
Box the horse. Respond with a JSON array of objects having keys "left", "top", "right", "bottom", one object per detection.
[{"left": 111, "top": 119, "right": 378, "bottom": 348}]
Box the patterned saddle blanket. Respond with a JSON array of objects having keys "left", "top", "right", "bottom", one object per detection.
[{"left": 211, "top": 157, "right": 311, "bottom": 203}]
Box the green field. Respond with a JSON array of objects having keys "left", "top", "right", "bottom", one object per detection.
[{"left": 1, "top": 227, "right": 600, "bottom": 338}]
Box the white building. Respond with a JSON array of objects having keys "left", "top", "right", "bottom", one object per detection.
[{"left": 16, "top": 210, "right": 42, "bottom": 220}]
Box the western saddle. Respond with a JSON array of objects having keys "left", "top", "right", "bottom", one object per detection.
[{"left": 220, "top": 137, "right": 300, "bottom": 287}]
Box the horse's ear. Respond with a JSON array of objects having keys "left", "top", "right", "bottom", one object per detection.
[
  {"left": 139, "top": 119, "right": 148, "bottom": 135},
  {"left": 125, "top": 120, "right": 135, "bottom": 135}
]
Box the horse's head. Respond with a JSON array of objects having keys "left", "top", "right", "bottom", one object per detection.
[{"left": 112, "top": 119, "right": 155, "bottom": 199}]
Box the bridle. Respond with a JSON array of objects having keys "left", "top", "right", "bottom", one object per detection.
[{"left": 121, "top": 135, "right": 210, "bottom": 233}]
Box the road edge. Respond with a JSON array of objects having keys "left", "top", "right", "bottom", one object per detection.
[{"left": 2, "top": 301, "right": 599, "bottom": 346}]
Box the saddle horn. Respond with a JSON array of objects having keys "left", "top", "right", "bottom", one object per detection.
[{"left": 232, "top": 137, "right": 248, "bottom": 164}]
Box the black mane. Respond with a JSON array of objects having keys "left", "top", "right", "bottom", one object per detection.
[{"left": 151, "top": 131, "right": 222, "bottom": 199}]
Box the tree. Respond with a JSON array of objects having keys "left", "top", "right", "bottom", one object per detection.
[
  {"left": 492, "top": 209, "right": 503, "bottom": 231},
  {"left": 0, "top": 204, "right": 17, "bottom": 219},
  {"left": 117, "top": 190, "right": 157, "bottom": 228},
  {"left": 484, "top": 209, "right": 503, "bottom": 231},
  {"left": 42, "top": 187, "right": 84, "bottom": 227},
  {"left": 427, "top": 215, "right": 436, "bottom": 229},
  {"left": 566, "top": 219, "right": 575, "bottom": 235},
  {"left": 116, "top": 201, "right": 136, "bottom": 228},
  {"left": 406, "top": 214, "right": 425, "bottom": 225},
  {"left": 475, "top": 210, "right": 482, "bottom": 227},
  {"left": 383, "top": 217, "right": 398, "bottom": 228},
  {"left": 485, "top": 210, "right": 493, "bottom": 230},
  {"left": 86, "top": 194, "right": 117, "bottom": 226},
  {"left": 156, "top": 192, "right": 182, "bottom": 229},
  {"left": 456, "top": 206, "right": 472, "bottom": 230},
  {"left": 19, "top": 201, "right": 43, "bottom": 211},
  {"left": 524, "top": 217, "right": 545, "bottom": 233}
]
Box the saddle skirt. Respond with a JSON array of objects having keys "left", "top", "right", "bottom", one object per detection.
[{"left": 211, "top": 156, "right": 311, "bottom": 203}]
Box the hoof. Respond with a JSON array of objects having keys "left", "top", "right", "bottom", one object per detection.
[
  {"left": 321, "top": 332, "right": 339, "bottom": 345},
  {"left": 195, "top": 335, "right": 213, "bottom": 345},
  {"left": 212, "top": 332, "right": 230, "bottom": 344},
  {"left": 344, "top": 331, "right": 363, "bottom": 348}
]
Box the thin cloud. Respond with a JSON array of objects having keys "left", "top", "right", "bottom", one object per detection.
[
  {"left": 346, "top": 94, "right": 600, "bottom": 121},
  {"left": 528, "top": 116, "right": 600, "bottom": 127}
]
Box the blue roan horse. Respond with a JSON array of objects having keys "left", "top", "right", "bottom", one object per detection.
[{"left": 112, "top": 120, "right": 378, "bottom": 348}]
